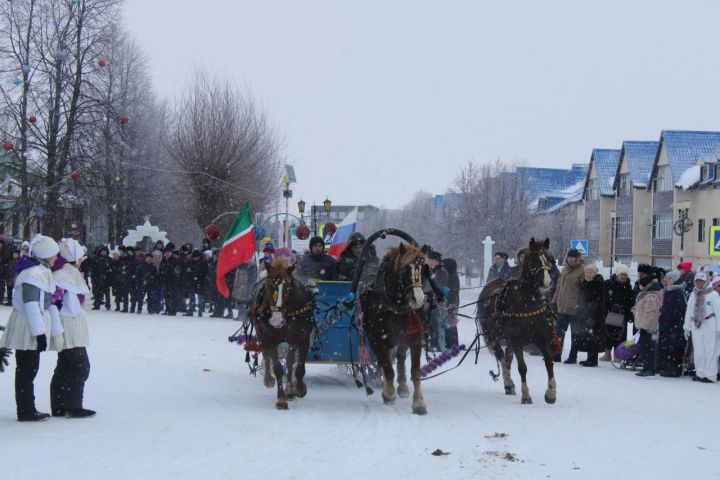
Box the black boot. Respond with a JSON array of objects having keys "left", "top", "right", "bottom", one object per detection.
[
  {"left": 67, "top": 408, "right": 96, "bottom": 418},
  {"left": 18, "top": 410, "right": 51, "bottom": 422},
  {"left": 52, "top": 408, "right": 66, "bottom": 417}
]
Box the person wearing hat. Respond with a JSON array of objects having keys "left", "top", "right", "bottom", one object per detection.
[
  {"left": 602, "top": 264, "right": 634, "bottom": 361},
  {"left": 487, "top": 252, "right": 512, "bottom": 284},
  {"left": 91, "top": 245, "right": 113, "bottom": 310},
  {"left": 683, "top": 271, "right": 720, "bottom": 383},
  {"left": 551, "top": 248, "right": 585, "bottom": 363},
  {"left": 116, "top": 246, "right": 140, "bottom": 313},
  {"left": 632, "top": 276, "right": 663, "bottom": 376},
  {"left": 296, "top": 236, "right": 337, "bottom": 285},
  {"left": 0, "top": 235, "right": 63, "bottom": 421},
  {"left": 160, "top": 244, "right": 182, "bottom": 316},
  {"left": 185, "top": 249, "right": 209, "bottom": 317},
  {"left": 49, "top": 238, "right": 95, "bottom": 418},
  {"left": 657, "top": 270, "right": 689, "bottom": 377},
  {"left": 427, "top": 250, "right": 450, "bottom": 351},
  {"left": 337, "top": 232, "right": 379, "bottom": 282}
]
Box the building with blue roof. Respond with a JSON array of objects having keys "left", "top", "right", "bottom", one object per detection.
[
  {"left": 610, "top": 141, "right": 659, "bottom": 265},
  {"left": 582, "top": 148, "right": 621, "bottom": 263}
]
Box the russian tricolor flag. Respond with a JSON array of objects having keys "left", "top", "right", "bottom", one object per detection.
[{"left": 327, "top": 207, "right": 358, "bottom": 259}]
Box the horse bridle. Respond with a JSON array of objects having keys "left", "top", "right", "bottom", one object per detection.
[{"left": 264, "top": 276, "right": 314, "bottom": 322}]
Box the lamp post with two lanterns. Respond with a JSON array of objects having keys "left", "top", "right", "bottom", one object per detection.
[{"left": 297, "top": 197, "right": 332, "bottom": 238}]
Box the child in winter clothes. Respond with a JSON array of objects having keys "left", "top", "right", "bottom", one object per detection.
[
  {"left": 0, "top": 235, "right": 63, "bottom": 421},
  {"left": 49, "top": 238, "right": 95, "bottom": 418},
  {"left": 683, "top": 272, "right": 720, "bottom": 383},
  {"left": 632, "top": 277, "right": 663, "bottom": 376}
]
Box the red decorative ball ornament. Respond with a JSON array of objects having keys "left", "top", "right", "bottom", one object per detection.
[
  {"left": 120, "top": 115, "right": 129, "bottom": 125},
  {"left": 28, "top": 116, "right": 37, "bottom": 124},
  {"left": 2, "top": 142, "right": 12, "bottom": 152},
  {"left": 98, "top": 59, "right": 106, "bottom": 67},
  {"left": 296, "top": 224, "right": 310, "bottom": 240},
  {"left": 69, "top": 171, "right": 81, "bottom": 181},
  {"left": 324, "top": 222, "right": 337, "bottom": 235},
  {"left": 205, "top": 223, "right": 220, "bottom": 240}
]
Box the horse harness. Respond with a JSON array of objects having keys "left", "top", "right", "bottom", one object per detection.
[
  {"left": 370, "top": 256, "right": 425, "bottom": 315},
  {"left": 254, "top": 276, "right": 314, "bottom": 324}
]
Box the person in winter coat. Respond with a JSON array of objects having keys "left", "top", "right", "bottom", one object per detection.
[
  {"left": 4, "top": 249, "right": 20, "bottom": 305},
  {"left": 185, "top": 250, "right": 209, "bottom": 317},
  {"left": 91, "top": 246, "right": 113, "bottom": 310},
  {"left": 0, "top": 235, "right": 63, "bottom": 421},
  {"left": 427, "top": 251, "right": 449, "bottom": 351},
  {"left": 296, "top": 236, "right": 337, "bottom": 284},
  {"left": 657, "top": 270, "right": 688, "bottom": 377},
  {"left": 337, "top": 232, "right": 379, "bottom": 283},
  {"left": 442, "top": 257, "right": 460, "bottom": 348},
  {"left": 137, "top": 254, "right": 160, "bottom": 314},
  {"left": 231, "top": 258, "right": 258, "bottom": 321},
  {"left": 508, "top": 249, "right": 526, "bottom": 281},
  {"left": 159, "top": 244, "right": 182, "bottom": 316},
  {"left": 487, "top": 252, "right": 513, "bottom": 283},
  {"left": 551, "top": 248, "right": 585, "bottom": 362},
  {"left": 632, "top": 276, "right": 663, "bottom": 376},
  {"left": 603, "top": 264, "right": 635, "bottom": 361},
  {"left": 116, "top": 246, "right": 140, "bottom": 313},
  {"left": 683, "top": 272, "right": 720, "bottom": 383},
  {"left": 571, "top": 265, "right": 607, "bottom": 367},
  {"left": 49, "top": 238, "right": 95, "bottom": 418}
]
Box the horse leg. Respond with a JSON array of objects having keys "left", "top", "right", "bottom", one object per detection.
[
  {"left": 294, "top": 328, "right": 310, "bottom": 399},
  {"left": 410, "top": 333, "right": 427, "bottom": 415},
  {"left": 501, "top": 346, "right": 516, "bottom": 395},
  {"left": 513, "top": 345, "right": 532, "bottom": 404},
  {"left": 538, "top": 337, "right": 557, "bottom": 404},
  {"left": 373, "top": 339, "right": 396, "bottom": 404},
  {"left": 285, "top": 345, "right": 296, "bottom": 401},
  {"left": 268, "top": 348, "right": 287, "bottom": 410},
  {"left": 396, "top": 344, "right": 410, "bottom": 398},
  {"left": 262, "top": 352, "right": 275, "bottom": 388}
]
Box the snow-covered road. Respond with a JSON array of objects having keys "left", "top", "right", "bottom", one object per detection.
[{"left": 2, "top": 289, "right": 719, "bottom": 479}]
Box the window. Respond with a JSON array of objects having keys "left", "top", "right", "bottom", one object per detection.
[
  {"left": 701, "top": 165, "right": 714, "bottom": 182},
  {"left": 615, "top": 256, "right": 632, "bottom": 266},
  {"left": 652, "top": 257, "right": 672, "bottom": 270},
  {"left": 698, "top": 218, "right": 706, "bottom": 243},
  {"left": 617, "top": 173, "right": 632, "bottom": 197},
  {"left": 585, "top": 218, "right": 600, "bottom": 239},
  {"left": 586, "top": 178, "right": 599, "bottom": 200},
  {"left": 656, "top": 165, "right": 673, "bottom": 192},
  {"left": 653, "top": 213, "right": 672, "bottom": 239},
  {"left": 615, "top": 217, "right": 632, "bottom": 239},
  {"left": 714, "top": 218, "right": 720, "bottom": 227}
]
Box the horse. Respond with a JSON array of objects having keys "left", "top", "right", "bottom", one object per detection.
[
  {"left": 359, "top": 242, "right": 435, "bottom": 415},
  {"left": 250, "top": 257, "right": 315, "bottom": 410},
  {"left": 477, "top": 238, "right": 557, "bottom": 405}
]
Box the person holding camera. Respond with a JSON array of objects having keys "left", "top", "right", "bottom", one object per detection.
[{"left": 0, "top": 235, "right": 64, "bottom": 422}]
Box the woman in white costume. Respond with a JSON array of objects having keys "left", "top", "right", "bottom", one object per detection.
[
  {"left": 0, "top": 235, "right": 63, "bottom": 422},
  {"left": 684, "top": 271, "right": 720, "bottom": 383},
  {"left": 49, "top": 238, "right": 95, "bottom": 418}
]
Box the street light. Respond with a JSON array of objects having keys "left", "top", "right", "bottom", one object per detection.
[
  {"left": 308, "top": 198, "right": 332, "bottom": 237},
  {"left": 323, "top": 198, "right": 332, "bottom": 213}
]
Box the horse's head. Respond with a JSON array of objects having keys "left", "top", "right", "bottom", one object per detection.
[
  {"left": 523, "top": 238, "right": 552, "bottom": 290},
  {"left": 262, "top": 258, "right": 296, "bottom": 328},
  {"left": 382, "top": 243, "right": 428, "bottom": 310}
]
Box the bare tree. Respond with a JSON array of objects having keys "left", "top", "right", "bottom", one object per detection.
[{"left": 166, "top": 71, "right": 282, "bottom": 228}]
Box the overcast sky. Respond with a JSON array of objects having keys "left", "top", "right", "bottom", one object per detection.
[{"left": 123, "top": 0, "right": 720, "bottom": 210}]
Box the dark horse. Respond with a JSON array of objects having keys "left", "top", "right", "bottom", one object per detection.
[
  {"left": 477, "top": 238, "right": 557, "bottom": 405},
  {"left": 250, "top": 258, "right": 315, "bottom": 410},
  {"left": 360, "top": 243, "right": 434, "bottom": 415}
]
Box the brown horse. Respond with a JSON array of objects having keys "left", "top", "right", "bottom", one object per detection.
[
  {"left": 251, "top": 258, "right": 315, "bottom": 410},
  {"left": 360, "top": 243, "right": 432, "bottom": 414},
  {"left": 477, "top": 238, "right": 558, "bottom": 405}
]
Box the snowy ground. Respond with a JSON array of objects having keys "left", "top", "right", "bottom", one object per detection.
[{"left": 2, "top": 286, "right": 719, "bottom": 480}]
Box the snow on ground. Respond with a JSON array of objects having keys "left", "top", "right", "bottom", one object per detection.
[{"left": 2, "top": 286, "right": 719, "bottom": 480}]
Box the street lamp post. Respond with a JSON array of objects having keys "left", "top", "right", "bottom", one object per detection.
[
  {"left": 304, "top": 198, "right": 332, "bottom": 238},
  {"left": 674, "top": 208, "right": 693, "bottom": 263}
]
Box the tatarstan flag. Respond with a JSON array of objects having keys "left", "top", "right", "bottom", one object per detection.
[{"left": 216, "top": 203, "right": 256, "bottom": 298}]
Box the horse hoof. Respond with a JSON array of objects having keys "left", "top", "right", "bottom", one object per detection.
[
  {"left": 264, "top": 379, "right": 275, "bottom": 389},
  {"left": 275, "top": 402, "right": 288, "bottom": 410},
  {"left": 412, "top": 406, "right": 428, "bottom": 415},
  {"left": 544, "top": 394, "right": 556, "bottom": 405},
  {"left": 521, "top": 398, "right": 533, "bottom": 405},
  {"left": 295, "top": 385, "right": 307, "bottom": 398},
  {"left": 287, "top": 394, "right": 296, "bottom": 402},
  {"left": 505, "top": 386, "right": 516, "bottom": 396},
  {"left": 397, "top": 386, "right": 410, "bottom": 399},
  {"left": 382, "top": 394, "right": 396, "bottom": 405}
]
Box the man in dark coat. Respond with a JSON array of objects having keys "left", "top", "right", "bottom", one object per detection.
[
  {"left": 603, "top": 264, "right": 634, "bottom": 360},
  {"left": 137, "top": 254, "right": 160, "bottom": 314},
  {"left": 91, "top": 246, "right": 114, "bottom": 310},
  {"left": 185, "top": 250, "right": 209, "bottom": 317},
  {"left": 486, "top": 252, "right": 512, "bottom": 283},
  {"left": 159, "top": 244, "right": 182, "bottom": 316},
  {"left": 572, "top": 265, "right": 607, "bottom": 367},
  {"left": 427, "top": 251, "right": 449, "bottom": 351},
  {"left": 337, "top": 232, "right": 379, "bottom": 283},
  {"left": 296, "top": 236, "right": 337, "bottom": 284},
  {"left": 116, "top": 246, "right": 140, "bottom": 313},
  {"left": 657, "top": 270, "right": 687, "bottom": 377},
  {"left": 442, "top": 257, "right": 460, "bottom": 348}
]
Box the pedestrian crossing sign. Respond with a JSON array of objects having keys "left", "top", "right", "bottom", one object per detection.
[
  {"left": 571, "top": 239, "right": 589, "bottom": 257},
  {"left": 711, "top": 226, "right": 720, "bottom": 256}
]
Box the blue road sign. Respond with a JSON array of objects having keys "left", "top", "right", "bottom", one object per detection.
[
  {"left": 571, "top": 239, "right": 589, "bottom": 257},
  {"left": 711, "top": 226, "right": 720, "bottom": 257}
]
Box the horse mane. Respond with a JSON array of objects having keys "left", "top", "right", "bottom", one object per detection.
[
  {"left": 382, "top": 243, "right": 425, "bottom": 274},
  {"left": 267, "top": 257, "right": 292, "bottom": 278}
]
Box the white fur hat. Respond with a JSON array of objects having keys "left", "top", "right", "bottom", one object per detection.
[
  {"left": 59, "top": 238, "right": 84, "bottom": 262},
  {"left": 615, "top": 264, "right": 629, "bottom": 275},
  {"left": 29, "top": 234, "right": 59, "bottom": 259}
]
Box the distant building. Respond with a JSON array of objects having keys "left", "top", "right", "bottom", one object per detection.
[{"left": 582, "top": 149, "right": 621, "bottom": 264}]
